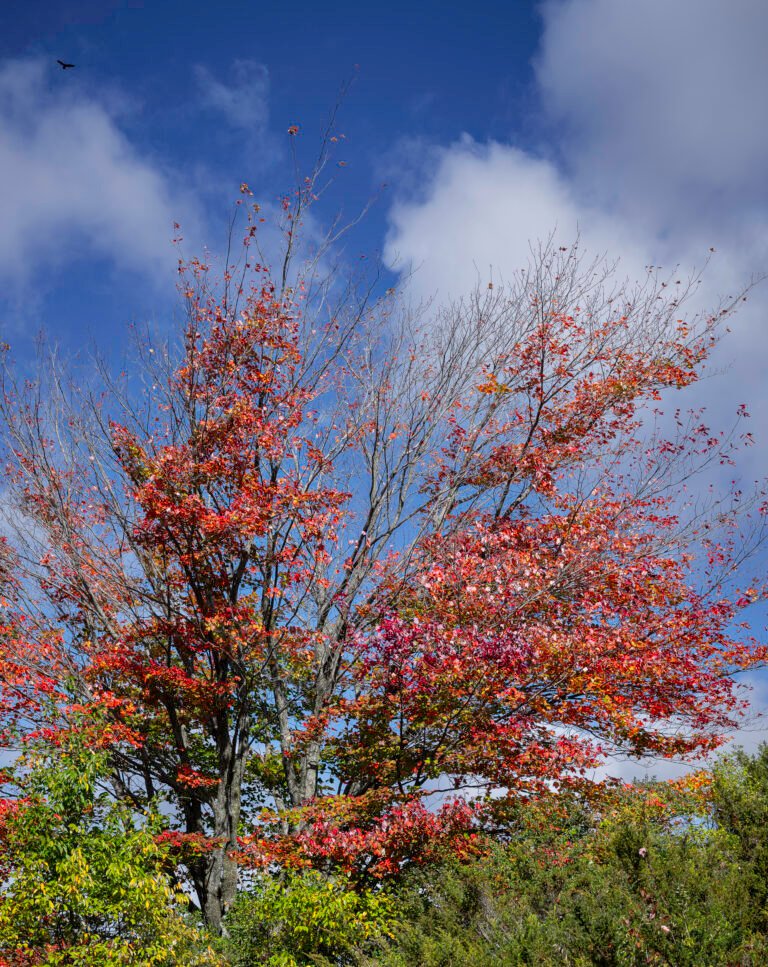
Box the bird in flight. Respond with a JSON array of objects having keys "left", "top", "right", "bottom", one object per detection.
[{"left": 57, "top": 59, "right": 76, "bottom": 70}]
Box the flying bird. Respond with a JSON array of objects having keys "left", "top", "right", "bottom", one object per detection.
[{"left": 57, "top": 59, "right": 76, "bottom": 70}]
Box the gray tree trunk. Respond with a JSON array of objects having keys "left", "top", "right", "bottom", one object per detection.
[{"left": 197, "top": 734, "right": 247, "bottom": 933}]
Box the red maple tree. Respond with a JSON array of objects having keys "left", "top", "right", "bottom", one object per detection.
[{"left": 0, "top": 214, "right": 764, "bottom": 928}]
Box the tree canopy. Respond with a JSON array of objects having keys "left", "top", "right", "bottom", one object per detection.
[{"left": 0, "top": 198, "right": 764, "bottom": 930}]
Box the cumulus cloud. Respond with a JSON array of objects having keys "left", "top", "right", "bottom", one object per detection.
[
  {"left": 384, "top": 1, "right": 768, "bottom": 471},
  {"left": 387, "top": 0, "right": 768, "bottom": 282},
  {"left": 386, "top": 1, "right": 768, "bottom": 287},
  {"left": 384, "top": 137, "right": 654, "bottom": 301},
  {"left": 0, "top": 58, "right": 199, "bottom": 289},
  {"left": 536, "top": 0, "right": 768, "bottom": 229}
]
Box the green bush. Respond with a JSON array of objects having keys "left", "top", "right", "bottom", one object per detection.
[
  {"left": 0, "top": 738, "right": 222, "bottom": 966},
  {"left": 222, "top": 869, "right": 396, "bottom": 966},
  {"left": 710, "top": 743, "right": 768, "bottom": 931},
  {"left": 357, "top": 773, "right": 768, "bottom": 966},
  {"left": 8, "top": 743, "right": 768, "bottom": 965}
]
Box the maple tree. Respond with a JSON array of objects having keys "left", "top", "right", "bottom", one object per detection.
[{"left": 0, "top": 200, "right": 765, "bottom": 930}]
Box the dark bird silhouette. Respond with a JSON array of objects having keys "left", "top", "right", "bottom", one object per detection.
[{"left": 57, "top": 59, "right": 76, "bottom": 70}]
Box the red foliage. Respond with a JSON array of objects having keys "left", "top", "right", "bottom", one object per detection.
[{"left": 242, "top": 794, "right": 483, "bottom": 880}]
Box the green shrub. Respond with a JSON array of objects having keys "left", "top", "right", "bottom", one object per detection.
[
  {"left": 223, "top": 869, "right": 396, "bottom": 966},
  {"left": 0, "top": 738, "right": 222, "bottom": 966},
  {"left": 358, "top": 774, "right": 768, "bottom": 966}
]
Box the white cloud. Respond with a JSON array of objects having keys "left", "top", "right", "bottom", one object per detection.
[
  {"left": 0, "top": 58, "right": 199, "bottom": 289},
  {"left": 538, "top": 0, "right": 768, "bottom": 413},
  {"left": 386, "top": 1, "right": 768, "bottom": 289},
  {"left": 533, "top": 0, "right": 768, "bottom": 479},
  {"left": 601, "top": 675, "right": 768, "bottom": 784},
  {"left": 383, "top": 1, "right": 768, "bottom": 473},
  {"left": 536, "top": 0, "right": 768, "bottom": 229},
  {"left": 384, "top": 137, "right": 654, "bottom": 302}
]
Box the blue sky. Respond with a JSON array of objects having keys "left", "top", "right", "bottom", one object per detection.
[
  {"left": 1, "top": 0, "right": 768, "bottom": 775},
  {"left": 0, "top": 0, "right": 544, "bottom": 349},
  {"left": 2, "top": 1, "right": 766, "bottom": 350}
]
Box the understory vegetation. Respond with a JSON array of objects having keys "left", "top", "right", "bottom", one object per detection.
[{"left": 3, "top": 738, "right": 768, "bottom": 965}]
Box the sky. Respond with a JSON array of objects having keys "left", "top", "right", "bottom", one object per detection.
[{"left": 1, "top": 0, "right": 767, "bottom": 777}]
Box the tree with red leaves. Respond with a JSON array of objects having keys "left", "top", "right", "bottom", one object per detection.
[{"left": 0, "top": 206, "right": 764, "bottom": 930}]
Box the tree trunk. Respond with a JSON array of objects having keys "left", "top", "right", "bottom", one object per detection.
[
  {"left": 201, "top": 835, "right": 240, "bottom": 935},
  {"left": 196, "top": 737, "right": 247, "bottom": 933}
]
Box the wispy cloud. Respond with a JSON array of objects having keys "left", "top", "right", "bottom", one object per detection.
[
  {"left": 195, "top": 59, "right": 270, "bottom": 132},
  {"left": 194, "top": 59, "right": 279, "bottom": 165}
]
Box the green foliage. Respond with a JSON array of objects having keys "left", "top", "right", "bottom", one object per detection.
[
  {"left": 0, "top": 737, "right": 222, "bottom": 966},
  {"left": 222, "top": 869, "right": 397, "bottom": 966},
  {"left": 710, "top": 742, "right": 768, "bottom": 929},
  {"left": 358, "top": 777, "right": 768, "bottom": 966},
  {"left": 7, "top": 743, "right": 768, "bottom": 965}
]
